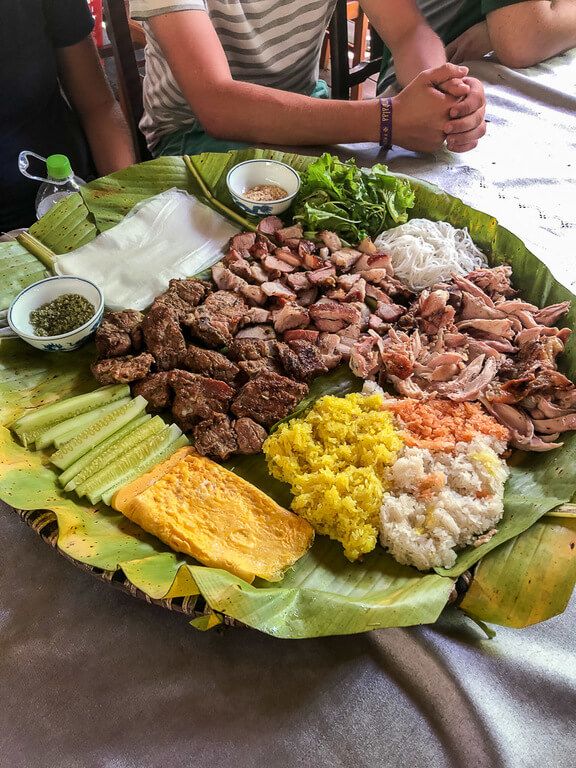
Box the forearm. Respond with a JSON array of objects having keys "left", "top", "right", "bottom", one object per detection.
[
  {"left": 488, "top": 0, "right": 576, "bottom": 68},
  {"left": 56, "top": 37, "right": 135, "bottom": 175},
  {"left": 392, "top": 26, "right": 447, "bottom": 86},
  {"left": 79, "top": 100, "right": 135, "bottom": 176},
  {"left": 183, "top": 80, "right": 381, "bottom": 146}
]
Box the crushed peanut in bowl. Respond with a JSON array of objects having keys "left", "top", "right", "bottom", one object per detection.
[{"left": 243, "top": 184, "right": 288, "bottom": 202}]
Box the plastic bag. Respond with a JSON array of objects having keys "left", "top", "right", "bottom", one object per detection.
[{"left": 55, "top": 189, "right": 239, "bottom": 310}]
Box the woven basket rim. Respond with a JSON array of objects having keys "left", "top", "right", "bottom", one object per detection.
[
  {"left": 13, "top": 507, "right": 218, "bottom": 621},
  {"left": 13, "top": 506, "right": 469, "bottom": 630}
]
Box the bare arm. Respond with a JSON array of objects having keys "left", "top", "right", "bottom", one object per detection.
[
  {"left": 487, "top": 0, "right": 576, "bottom": 68},
  {"left": 149, "top": 10, "right": 476, "bottom": 153},
  {"left": 56, "top": 36, "right": 135, "bottom": 175},
  {"left": 361, "top": 0, "right": 447, "bottom": 87},
  {"left": 148, "top": 10, "right": 382, "bottom": 146},
  {"left": 362, "top": 0, "right": 486, "bottom": 151}
]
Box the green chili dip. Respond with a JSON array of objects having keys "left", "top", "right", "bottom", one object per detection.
[{"left": 30, "top": 293, "right": 95, "bottom": 337}]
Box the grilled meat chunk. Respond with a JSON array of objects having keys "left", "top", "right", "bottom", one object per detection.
[
  {"left": 184, "top": 290, "right": 248, "bottom": 347},
  {"left": 95, "top": 310, "right": 144, "bottom": 358},
  {"left": 277, "top": 340, "right": 328, "bottom": 381},
  {"left": 434, "top": 355, "right": 500, "bottom": 402},
  {"left": 238, "top": 359, "right": 283, "bottom": 377},
  {"left": 273, "top": 247, "right": 302, "bottom": 267},
  {"left": 228, "top": 337, "right": 280, "bottom": 376},
  {"left": 230, "top": 232, "right": 257, "bottom": 252},
  {"left": 307, "top": 265, "right": 337, "bottom": 287},
  {"left": 273, "top": 303, "right": 310, "bottom": 333},
  {"left": 170, "top": 372, "right": 235, "bottom": 430},
  {"left": 152, "top": 278, "right": 211, "bottom": 320},
  {"left": 275, "top": 224, "right": 303, "bottom": 247},
  {"left": 350, "top": 337, "right": 379, "bottom": 379},
  {"left": 258, "top": 215, "right": 284, "bottom": 235},
  {"left": 212, "top": 264, "right": 266, "bottom": 305},
  {"left": 142, "top": 304, "right": 186, "bottom": 370},
  {"left": 228, "top": 338, "right": 277, "bottom": 361},
  {"left": 283, "top": 329, "right": 320, "bottom": 343},
  {"left": 375, "top": 301, "right": 405, "bottom": 323},
  {"left": 224, "top": 250, "right": 254, "bottom": 281},
  {"left": 232, "top": 372, "right": 308, "bottom": 427},
  {"left": 235, "top": 325, "right": 276, "bottom": 340},
  {"left": 234, "top": 417, "right": 268, "bottom": 454},
  {"left": 261, "top": 281, "right": 297, "bottom": 301},
  {"left": 91, "top": 353, "right": 154, "bottom": 385},
  {"left": 285, "top": 272, "right": 311, "bottom": 292},
  {"left": 242, "top": 307, "right": 271, "bottom": 325},
  {"left": 263, "top": 254, "right": 296, "bottom": 274},
  {"left": 193, "top": 414, "right": 238, "bottom": 460},
  {"left": 330, "top": 248, "right": 362, "bottom": 270},
  {"left": 319, "top": 230, "right": 342, "bottom": 253},
  {"left": 182, "top": 345, "right": 240, "bottom": 383},
  {"left": 131, "top": 371, "right": 172, "bottom": 411},
  {"left": 309, "top": 300, "right": 362, "bottom": 332},
  {"left": 352, "top": 252, "right": 393, "bottom": 274}
]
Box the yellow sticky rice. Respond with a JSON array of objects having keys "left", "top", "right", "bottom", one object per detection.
[{"left": 263, "top": 393, "right": 402, "bottom": 561}]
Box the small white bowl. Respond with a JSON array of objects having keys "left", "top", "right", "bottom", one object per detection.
[
  {"left": 226, "top": 159, "right": 301, "bottom": 216},
  {"left": 7, "top": 276, "right": 104, "bottom": 352}
]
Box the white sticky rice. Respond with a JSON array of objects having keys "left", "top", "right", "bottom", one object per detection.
[{"left": 379, "top": 436, "right": 509, "bottom": 570}]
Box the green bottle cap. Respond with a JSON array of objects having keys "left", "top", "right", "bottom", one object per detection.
[{"left": 46, "top": 154, "right": 72, "bottom": 181}]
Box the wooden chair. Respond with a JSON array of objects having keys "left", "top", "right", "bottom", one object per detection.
[
  {"left": 328, "top": 0, "right": 384, "bottom": 100},
  {"left": 103, "top": 0, "right": 151, "bottom": 161}
]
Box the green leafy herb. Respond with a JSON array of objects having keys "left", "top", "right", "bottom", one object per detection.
[{"left": 293, "top": 153, "right": 415, "bottom": 242}]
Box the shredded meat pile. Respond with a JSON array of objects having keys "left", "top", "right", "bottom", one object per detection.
[{"left": 374, "top": 268, "right": 575, "bottom": 451}]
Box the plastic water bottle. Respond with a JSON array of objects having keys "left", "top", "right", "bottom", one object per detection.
[{"left": 18, "top": 151, "right": 86, "bottom": 219}]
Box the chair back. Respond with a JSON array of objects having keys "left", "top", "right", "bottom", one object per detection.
[
  {"left": 329, "top": 0, "right": 383, "bottom": 100},
  {"left": 103, "top": 0, "right": 151, "bottom": 161}
]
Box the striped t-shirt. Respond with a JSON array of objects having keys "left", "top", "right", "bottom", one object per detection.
[{"left": 130, "top": 0, "right": 337, "bottom": 149}]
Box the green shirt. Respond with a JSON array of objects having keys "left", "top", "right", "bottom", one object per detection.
[{"left": 377, "top": 0, "right": 528, "bottom": 93}]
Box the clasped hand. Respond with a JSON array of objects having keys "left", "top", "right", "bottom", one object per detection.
[{"left": 392, "top": 63, "right": 486, "bottom": 154}]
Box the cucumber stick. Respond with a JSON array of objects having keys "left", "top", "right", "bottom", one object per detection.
[
  {"left": 63, "top": 415, "right": 166, "bottom": 492},
  {"left": 11, "top": 385, "right": 129, "bottom": 439},
  {"left": 100, "top": 434, "right": 190, "bottom": 506},
  {"left": 77, "top": 424, "right": 184, "bottom": 502},
  {"left": 51, "top": 396, "right": 148, "bottom": 471},
  {"left": 36, "top": 398, "right": 131, "bottom": 450},
  {"left": 58, "top": 413, "right": 152, "bottom": 488}
]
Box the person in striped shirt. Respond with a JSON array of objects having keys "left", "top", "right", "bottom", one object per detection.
[{"left": 130, "top": 0, "right": 487, "bottom": 156}]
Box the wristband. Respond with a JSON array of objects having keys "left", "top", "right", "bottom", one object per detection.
[{"left": 379, "top": 97, "right": 393, "bottom": 151}]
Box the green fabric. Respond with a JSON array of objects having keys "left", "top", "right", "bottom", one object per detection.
[
  {"left": 377, "top": 0, "right": 530, "bottom": 94},
  {"left": 155, "top": 80, "right": 330, "bottom": 158}
]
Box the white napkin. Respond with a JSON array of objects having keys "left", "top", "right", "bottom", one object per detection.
[{"left": 56, "top": 189, "right": 239, "bottom": 310}]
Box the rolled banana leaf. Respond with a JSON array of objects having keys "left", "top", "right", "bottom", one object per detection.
[{"left": 0, "top": 148, "right": 574, "bottom": 637}]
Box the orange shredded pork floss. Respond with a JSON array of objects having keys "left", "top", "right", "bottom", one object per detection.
[{"left": 382, "top": 398, "right": 509, "bottom": 452}]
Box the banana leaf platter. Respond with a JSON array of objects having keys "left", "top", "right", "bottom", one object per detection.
[{"left": 1, "top": 149, "right": 575, "bottom": 639}]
